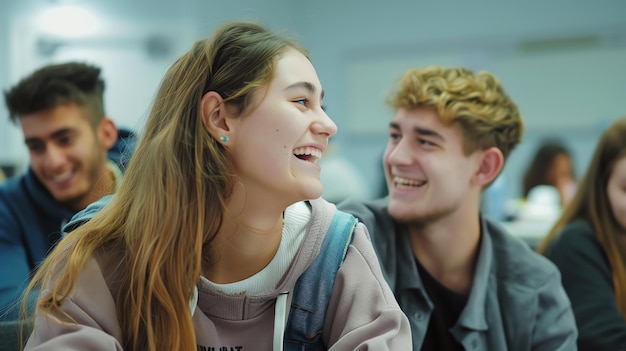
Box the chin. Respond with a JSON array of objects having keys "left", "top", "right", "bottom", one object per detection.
[
  {"left": 387, "top": 207, "right": 411, "bottom": 222},
  {"left": 54, "top": 190, "right": 86, "bottom": 207},
  {"left": 387, "top": 202, "right": 427, "bottom": 223},
  {"left": 52, "top": 192, "right": 76, "bottom": 203},
  {"left": 300, "top": 185, "right": 323, "bottom": 201}
]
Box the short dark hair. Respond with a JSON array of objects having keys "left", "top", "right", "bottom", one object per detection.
[{"left": 4, "top": 62, "right": 106, "bottom": 126}]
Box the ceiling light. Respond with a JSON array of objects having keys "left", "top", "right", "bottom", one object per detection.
[{"left": 38, "top": 5, "right": 98, "bottom": 38}]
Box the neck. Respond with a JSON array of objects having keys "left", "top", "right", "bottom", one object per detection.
[
  {"left": 205, "top": 203, "right": 285, "bottom": 284},
  {"left": 71, "top": 161, "right": 116, "bottom": 212},
  {"left": 408, "top": 206, "right": 481, "bottom": 294}
]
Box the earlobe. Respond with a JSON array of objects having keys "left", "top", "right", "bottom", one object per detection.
[
  {"left": 201, "top": 91, "right": 232, "bottom": 143},
  {"left": 475, "top": 147, "right": 504, "bottom": 186}
]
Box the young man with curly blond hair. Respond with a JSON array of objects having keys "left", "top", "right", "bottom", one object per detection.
[{"left": 340, "top": 66, "right": 577, "bottom": 350}]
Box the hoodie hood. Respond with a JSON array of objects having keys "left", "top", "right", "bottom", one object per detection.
[
  {"left": 62, "top": 194, "right": 112, "bottom": 234},
  {"left": 108, "top": 128, "right": 137, "bottom": 172}
]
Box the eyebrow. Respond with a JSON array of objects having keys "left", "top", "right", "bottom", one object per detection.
[
  {"left": 284, "top": 81, "right": 325, "bottom": 100},
  {"left": 25, "top": 128, "right": 73, "bottom": 144},
  {"left": 389, "top": 122, "right": 445, "bottom": 141}
]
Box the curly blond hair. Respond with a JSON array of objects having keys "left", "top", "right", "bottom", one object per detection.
[{"left": 388, "top": 66, "right": 524, "bottom": 162}]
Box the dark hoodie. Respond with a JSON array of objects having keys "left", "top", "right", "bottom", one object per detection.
[{"left": 0, "top": 128, "right": 136, "bottom": 320}]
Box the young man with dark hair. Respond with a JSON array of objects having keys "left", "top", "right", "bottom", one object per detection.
[
  {"left": 339, "top": 66, "right": 578, "bottom": 350},
  {"left": 0, "top": 62, "right": 136, "bottom": 319}
]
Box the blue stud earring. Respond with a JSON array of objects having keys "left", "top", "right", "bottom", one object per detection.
[{"left": 220, "top": 136, "right": 229, "bottom": 142}]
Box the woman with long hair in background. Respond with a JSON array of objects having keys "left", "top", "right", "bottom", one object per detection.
[{"left": 537, "top": 116, "right": 626, "bottom": 350}]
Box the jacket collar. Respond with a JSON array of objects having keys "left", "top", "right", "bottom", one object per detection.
[
  {"left": 455, "top": 215, "right": 492, "bottom": 331},
  {"left": 396, "top": 214, "right": 493, "bottom": 331}
]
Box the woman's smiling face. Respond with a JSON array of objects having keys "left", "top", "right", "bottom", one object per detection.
[{"left": 228, "top": 47, "right": 337, "bottom": 205}]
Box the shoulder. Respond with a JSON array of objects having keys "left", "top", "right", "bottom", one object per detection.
[
  {"left": 63, "top": 195, "right": 113, "bottom": 234},
  {"left": 0, "top": 174, "right": 26, "bottom": 201},
  {"left": 0, "top": 178, "right": 22, "bottom": 236},
  {"left": 544, "top": 219, "right": 609, "bottom": 274},
  {"left": 545, "top": 220, "right": 598, "bottom": 256},
  {"left": 288, "top": 199, "right": 342, "bottom": 281},
  {"left": 337, "top": 198, "right": 399, "bottom": 262},
  {"left": 0, "top": 170, "right": 52, "bottom": 210},
  {"left": 337, "top": 197, "right": 387, "bottom": 222},
  {"left": 338, "top": 198, "right": 394, "bottom": 236},
  {"left": 49, "top": 240, "right": 121, "bottom": 304},
  {"left": 333, "top": 219, "right": 400, "bottom": 307},
  {"left": 486, "top": 219, "right": 562, "bottom": 289},
  {"left": 308, "top": 198, "right": 337, "bottom": 239},
  {"left": 309, "top": 198, "right": 368, "bottom": 246},
  {"left": 32, "top": 249, "right": 123, "bottom": 345},
  {"left": 306, "top": 199, "right": 382, "bottom": 270},
  {"left": 0, "top": 174, "right": 33, "bottom": 220}
]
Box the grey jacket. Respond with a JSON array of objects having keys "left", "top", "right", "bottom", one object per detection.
[{"left": 339, "top": 197, "right": 578, "bottom": 351}]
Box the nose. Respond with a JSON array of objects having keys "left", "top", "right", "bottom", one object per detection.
[
  {"left": 43, "top": 144, "right": 67, "bottom": 170},
  {"left": 312, "top": 109, "right": 337, "bottom": 138},
  {"left": 385, "top": 138, "right": 413, "bottom": 167}
]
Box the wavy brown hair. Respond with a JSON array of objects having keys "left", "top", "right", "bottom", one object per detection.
[
  {"left": 537, "top": 116, "right": 626, "bottom": 318},
  {"left": 388, "top": 66, "right": 524, "bottom": 164},
  {"left": 22, "top": 21, "right": 308, "bottom": 351}
]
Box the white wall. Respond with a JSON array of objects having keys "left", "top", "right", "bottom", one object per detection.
[
  {"left": 0, "top": 1, "right": 198, "bottom": 174},
  {"left": 0, "top": 0, "right": 298, "bottom": 174},
  {"left": 0, "top": 8, "right": 16, "bottom": 175},
  {"left": 1, "top": 0, "right": 625, "bottom": 199},
  {"left": 294, "top": 0, "right": 626, "bottom": 198}
]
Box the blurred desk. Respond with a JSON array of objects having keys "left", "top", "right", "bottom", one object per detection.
[{"left": 499, "top": 220, "right": 555, "bottom": 249}]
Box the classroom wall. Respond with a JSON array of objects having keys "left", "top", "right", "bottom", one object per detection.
[
  {"left": 1, "top": 0, "right": 625, "bottom": 200},
  {"left": 0, "top": 0, "right": 296, "bottom": 174},
  {"left": 293, "top": 0, "right": 626, "bottom": 197}
]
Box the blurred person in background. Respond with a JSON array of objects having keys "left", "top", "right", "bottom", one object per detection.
[
  {"left": 340, "top": 66, "right": 577, "bottom": 350},
  {"left": 523, "top": 139, "right": 577, "bottom": 208},
  {"left": 0, "top": 62, "right": 136, "bottom": 320},
  {"left": 537, "top": 116, "right": 626, "bottom": 350}
]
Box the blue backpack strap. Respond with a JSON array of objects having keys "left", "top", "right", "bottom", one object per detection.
[{"left": 283, "top": 210, "right": 358, "bottom": 350}]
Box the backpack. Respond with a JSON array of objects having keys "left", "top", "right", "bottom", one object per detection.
[{"left": 283, "top": 210, "right": 358, "bottom": 350}]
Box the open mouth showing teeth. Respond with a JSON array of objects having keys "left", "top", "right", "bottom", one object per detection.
[
  {"left": 394, "top": 176, "right": 426, "bottom": 188},
  {"left": 51, "top": 171, "right": 73, "bottom": 183},
  {"left": 293, "top": 147, "right": 322, "bottom": 164}
]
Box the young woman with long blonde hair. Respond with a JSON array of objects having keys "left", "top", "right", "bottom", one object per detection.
[{"left": 21, "top": 21, "right": 411, "bottom": 351}]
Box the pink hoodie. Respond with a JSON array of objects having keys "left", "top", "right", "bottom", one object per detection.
[{"left": 25, "top": 198, "right": 411, "bottom": 350}]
